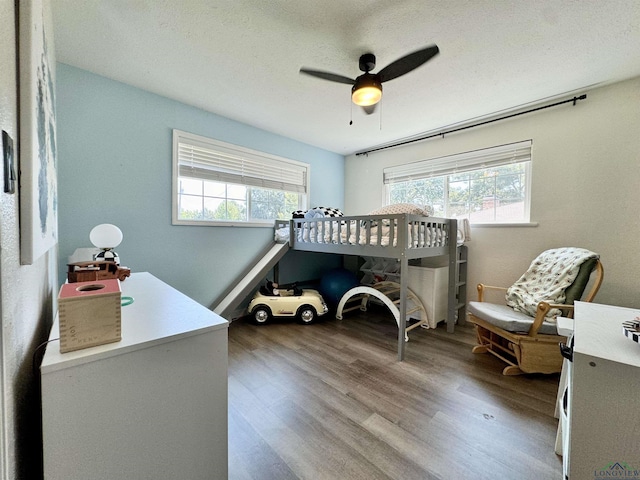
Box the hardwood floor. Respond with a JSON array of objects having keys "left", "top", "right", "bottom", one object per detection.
[{"left": 228, "top": 306, "right": 563, "bottom": 480}]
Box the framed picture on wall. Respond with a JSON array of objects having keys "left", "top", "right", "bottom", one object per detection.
[{"left": 18, "top": 0, "right": 58, "bottom": 265}]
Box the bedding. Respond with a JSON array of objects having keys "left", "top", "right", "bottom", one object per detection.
[{"left": 506, "top": 247, "right": 598, "bottom": 319}]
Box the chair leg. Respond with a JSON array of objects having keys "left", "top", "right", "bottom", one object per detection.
[
  {"left": 471, "top": 325, "right": 489, "bottom": 354},
  {"left": 502, "top": 365, "right": 524, "bottom": 376},
  {"left": 471, "top": 322, "right": 526, "bottom": 375},
  {"left": 472, "top": 345, "right": 488, "bottom": 354}
]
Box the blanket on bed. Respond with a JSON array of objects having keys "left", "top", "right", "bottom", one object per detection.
[{"left": 505, "top": 247, "right": 598, "bottom": 320}]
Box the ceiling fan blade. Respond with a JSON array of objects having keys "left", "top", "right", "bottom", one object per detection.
[
  {"left": 299, "top": 68, "right": 355, "bottom": 85},
  {"left": 377, "top": 44, "right": 439, "bottom": 83},
  {"left": 362, "top": 104, "right": 377, "bottom": 115}
]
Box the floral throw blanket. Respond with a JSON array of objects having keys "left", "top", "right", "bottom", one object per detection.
[{"left": 506, "top": 247, "right": 599, "bottom": 320}]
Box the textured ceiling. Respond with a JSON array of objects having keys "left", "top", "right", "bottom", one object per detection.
[{"left": 52, "top": 0, "right": 640, "bottom": 155}]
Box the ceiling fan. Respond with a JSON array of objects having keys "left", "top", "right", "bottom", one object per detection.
[{"left": 299, "top": 44, "right": 439, "bottom": 114}]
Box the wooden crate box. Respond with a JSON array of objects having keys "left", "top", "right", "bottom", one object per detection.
[{"left": 58, "top": 279, "right": 122, "bottom": 353}]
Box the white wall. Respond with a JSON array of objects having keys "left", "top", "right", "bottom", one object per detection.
[
  {"left": 345, "top": 78, "right": 640, "bottom": 309},
  {"left": 0, "top": 0, "right": 57, "bottom": 478}
]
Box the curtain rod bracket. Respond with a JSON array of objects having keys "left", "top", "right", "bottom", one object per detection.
[{"left": 573, "top": 94, "right": 587, "bottom": 106}]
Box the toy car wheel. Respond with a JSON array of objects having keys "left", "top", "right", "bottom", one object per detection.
[
  {"left": 252, "top": 306, "right": 271, "bottom": 324},
  {"left": 297, "top": 305, "right": 317, "bottom": 324}
]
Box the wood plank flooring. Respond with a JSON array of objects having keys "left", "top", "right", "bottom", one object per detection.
[{"left": 228, "top": 306, "right": 563, "bottom": 480}]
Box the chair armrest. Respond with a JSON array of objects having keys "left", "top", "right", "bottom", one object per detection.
[
  {"left": 547, "top": 303, "right": 574, "bottom": 312},
  {"left": 528, "top": 303, "right": 576, "bottom": 336},
  {"left": 548, "top": 303, "right": 575, "bottom": 319},
  {"left": 476, "top": 283, "right": 508, "bottom": 302}
]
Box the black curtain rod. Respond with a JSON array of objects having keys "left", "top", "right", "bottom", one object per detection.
[{"left": 355, "top": 94, "right": 587, "bottom": 156}]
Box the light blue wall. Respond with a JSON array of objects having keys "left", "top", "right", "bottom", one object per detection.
[{"left": 56, "top": 63, "right": 344, "bottom": 307}]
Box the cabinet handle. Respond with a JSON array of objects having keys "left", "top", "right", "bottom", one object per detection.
[{"left": 559, "top": 342, "right": 573, "bottom": 361}]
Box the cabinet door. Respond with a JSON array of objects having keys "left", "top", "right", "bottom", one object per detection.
[{"left": 568, "top": 354, "right": 640, "bottom": 479}]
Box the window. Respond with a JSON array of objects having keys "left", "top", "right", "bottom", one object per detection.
[
  {"left": 383, "top": 140, "right": 532, "bottom": 224},
  {"left": 172, "top": 130, "right": 309, "bottom": 226}
]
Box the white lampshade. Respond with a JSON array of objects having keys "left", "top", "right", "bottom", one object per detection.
[{"left": 89, "top": 224, "right": 123, "bottom": 249}]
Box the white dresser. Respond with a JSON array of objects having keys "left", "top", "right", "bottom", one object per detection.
[
  {"left": 560, "top": 302, "right": 640, "bottom": 479},
  {"left": 41, "top": 272, "right": 229, "bottom": 480}
]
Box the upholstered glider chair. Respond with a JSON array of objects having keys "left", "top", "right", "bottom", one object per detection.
[{"left": 467, "top": 248, "right": 604, "bottom": 375}]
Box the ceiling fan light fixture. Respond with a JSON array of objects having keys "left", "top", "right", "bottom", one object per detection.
[{"left": 351, "top": 75, "right": 382, "bottom": 106}]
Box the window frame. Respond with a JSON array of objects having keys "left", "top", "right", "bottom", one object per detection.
[
  {"left": 383, "top": 140, "right": 533, "bottom": 224},
  {"left": 172, "top": 130, "right": 310, "bottom": 227}
]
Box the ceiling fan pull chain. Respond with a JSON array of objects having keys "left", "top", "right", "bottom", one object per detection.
[{"left": 349, "top": 91, "right": 354, "bottom": 125}]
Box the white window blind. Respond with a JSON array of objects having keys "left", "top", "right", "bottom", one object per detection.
[
  {"left": 384, "top": 140, "right": 532, "bottom": 184},
  {"left": 175, "top": 130, "right": 308, "bottom": 194}
]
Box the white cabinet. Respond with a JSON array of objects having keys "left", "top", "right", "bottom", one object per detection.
[
  {"left": 407, "top": 264, "right": 449, "bottom": 329},
  {"left": 562, "top": 302, "right": 640, "bottom": 479},
  {"left": 41, "top": 272, "right": 229, "bottom": 480}
]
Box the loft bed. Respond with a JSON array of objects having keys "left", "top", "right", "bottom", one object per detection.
[{"left": 274, "top": 212, "right": 463, "bottom": 360}]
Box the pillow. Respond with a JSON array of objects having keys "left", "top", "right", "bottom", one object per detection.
[
  {"left": 304, "top": 209, "right": 325, "bottom": 219},
  {"left": 312, "top": 206, "right": 344, "bottom": 217},
  {"left": 292, "top": 207, "right": 344, "bottom": 219},
  {"left": 368, "top": 203, "right": 432, "bottom": 217}
]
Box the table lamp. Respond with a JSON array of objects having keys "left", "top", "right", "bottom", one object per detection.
[{"left": 90, "top": 224, "right": 123, "bottom": 265}]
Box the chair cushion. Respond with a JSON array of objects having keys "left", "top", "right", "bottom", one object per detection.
[
  {"left": 468, "top": 301, "right": 559, "bottom": 335},
  {"left": 564, "top": 256, "right": 598, "bottom": 305}
]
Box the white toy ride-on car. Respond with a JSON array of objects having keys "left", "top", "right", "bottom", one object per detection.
[{"left": 248, "top": 281, "right": 328, "bottom": 325}]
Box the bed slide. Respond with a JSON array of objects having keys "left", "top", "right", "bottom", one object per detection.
[{"left": 212, "top": 241, "right": 289, "bottom": 319}]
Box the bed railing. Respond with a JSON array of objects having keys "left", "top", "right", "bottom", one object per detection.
[
  {"left": 275, "top": 214, "right": 452, "bottom": 254},
  {"left": 273, "top": 214, "right": 461, "bottom": 359}
]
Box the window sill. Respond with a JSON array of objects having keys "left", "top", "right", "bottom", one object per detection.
[
  {"left": 173, "top": 220, "right": 275, "bottom": 228},
  {"left": 470, "top": 222, "right": 538, "bottom": 228}
]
